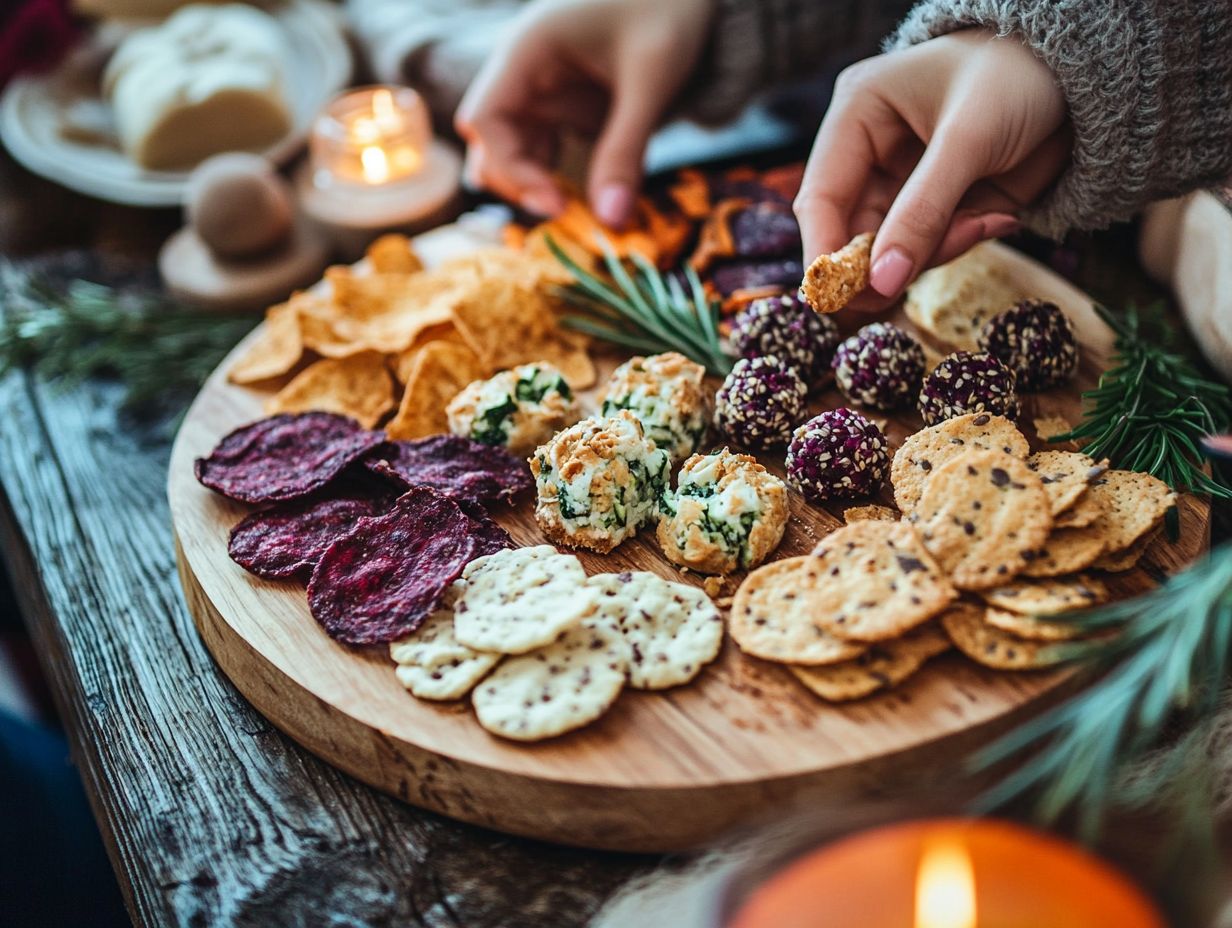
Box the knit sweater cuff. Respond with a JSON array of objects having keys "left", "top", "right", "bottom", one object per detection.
[{"left": 889, "top": 1, "right": 1232, "bottom": 239}]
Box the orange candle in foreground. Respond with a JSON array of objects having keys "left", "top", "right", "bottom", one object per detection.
[{"left": 728, "top": 819, "right": 1165, "bottom": 928}]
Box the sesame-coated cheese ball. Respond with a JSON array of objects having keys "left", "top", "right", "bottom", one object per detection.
[
  {"left": 918, "top": 351, "right": 1020, "bottom": 426},
  {"left": 730, "top": 292, "right": 840, "bottom": 386},
  {"left": 785, "top": 408, "right": 890, "bottom": 500},
  {"left": 832, "top": 322, "right": 925, "bottom": 410},
  {"left": 714, "top": 355, "right": 807, "bottom": 450},
  {"left": 978, "top": 299, "right": 1080, "bottom": 391}
]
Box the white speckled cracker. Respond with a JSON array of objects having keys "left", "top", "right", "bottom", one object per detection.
[
  {"left": 942, "top": 605, "right": 1070, "bottom": 670},
  {"left": 390, "top": 584, "right": 500, "bottom": 700},
  {"left": 1053, "top": 489, "right": 1104, "bottom": 528},
  {"left": 788, "top": 623, "right": 951, "bottom": 701},
  {"left": 891, "top": 413, "right": 1029, "bottom": 513},
  {"left": 729, "top": 557, "right": 868, "bottom": 665},
  {"left": 914, "top": 448, "right": 1052, "bottom": 590},
  {"left": 980, "top": 575, "right": 1108, "bottom": 616},
  {"left": 983, "top": 607, "right": 1086, "bottom": 642},
  {"left": 1086, "top": 470, "right": 1177, "bottom": 553},
  {"left": 455, "top": 545, "right": 597, "bottom": 654},
  {"left": 471, "top": 616, "right": 630, "bottom": 741},
  {"left": 1027, "top": 451, "right": 1109, "bottom": 516},
  {"left": 588, "top": 571, "right": 722, "bottom": 689},
  {"left": 808, "top": 521, "right": 957, "bottom": 642}
]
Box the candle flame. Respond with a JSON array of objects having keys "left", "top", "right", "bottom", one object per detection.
[
  {"left": 373, "top": 88, "right": 397, "bottom": 126},
  {"left": 915, "top": 837, "right": 977, "bottom": 928},
  {"left": 360, "top": 145, "right": 390, "bottom": 184}
]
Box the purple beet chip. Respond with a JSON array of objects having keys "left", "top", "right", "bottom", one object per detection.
[
  {"left": 456, "top": 498, "right": 515, "bottom": 556},
  {"left": 195, "top": 413, "right": 386, "bottom": 505},
  {"left": 709, "top": 258, "right": 804, "bottom": 297},
  {"left": 729, "top": 202, "right": 801, "bottom": 257},
  {"left": 307, "top": 488, "right": 480, "bottom": 645},
  {"left": 366, "top": 434, "right": 533, "bottom": 504}
]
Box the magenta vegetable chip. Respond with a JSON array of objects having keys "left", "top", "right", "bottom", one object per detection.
[
  {"left": 365, "top": 434, "right": 532, "bottom": 504},
  {"left": 195, "top": 413, "right": 386, "bottom": 504}
]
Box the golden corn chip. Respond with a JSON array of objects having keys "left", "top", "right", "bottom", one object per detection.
[
  {"left": 392, "top": 323, "right": 469, "bottom": 383},
  {"left": 228, "top": 299, "right": 305, "bottom": 384},
  {"left": 366, "top": 234, "right": 424, "bottom": 274},
  {"left": 265, "top": 351, "right": 395, "bottom": 429},
  {"left": 801, "top": 232, "right": 874, "bottom": 314},
  {"left": 386, "top": 341, "right": 488, "bottom": 440}
]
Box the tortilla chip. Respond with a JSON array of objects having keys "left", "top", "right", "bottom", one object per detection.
[
  {"left": 265, "top": 351, "right": 395, "bottom": 428},
  {"left": 228, "top": 299, "right": 305, "bottom": 384},
  {"left": 391, "top": 323, "right": 470, "bottom": 383},
  {"left": 801, "top": 232, "right": 873, "bottom": 314},
  {"left": 366, "top": 234, "right": 423, "bottom": 274},
  {"left": 386, "top": 341, "right": 488, "bottom": 440}
]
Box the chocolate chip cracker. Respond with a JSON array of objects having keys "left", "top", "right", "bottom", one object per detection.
[
  {"left": 891, "top": 413, "right": 1029, "bottom": 514},
  {"left": 1086, "top": 470, "right": 1177, "bottom": 553},
  {"left": 1092, "top": 526, "right": 1162, "bottom": 573},
  {"left": 980, "top": 575, "right": 1109, "bottom": 616},
  {"left": 913, "top": 449, "right": 1052, "bottom": 590},
  {"left": 788, "top": 623, "right": 950, "bottom": 701},
  {"left": 1019, "top": 524, "right": 1109, "bottom": 578},
  {"left": 983, "top": 607, "right": 1086, "bottom": 643},
  {"left": 942, "top": 605, "right": 1070, "bottom": 670},
  {"left": 1027, "top": 451, "right": 1109, "bottom": 516},
  {"left": 1053, "top": 489, "right": 1104, "bottom": 529}
]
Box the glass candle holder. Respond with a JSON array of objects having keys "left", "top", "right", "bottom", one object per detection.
[{"left": 310, "top": 85, "right": 432, "bottom": 189}]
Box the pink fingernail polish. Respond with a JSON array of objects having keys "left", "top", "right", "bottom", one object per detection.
[
  {"left": 983, "top": 214, "right": 1021, "bottom": 239},
  {"left": 595, "top": 183, "right": 634, "bottom": 229},
  {"left": 870, "top": 246, "right": 914, "bottom": 297}
]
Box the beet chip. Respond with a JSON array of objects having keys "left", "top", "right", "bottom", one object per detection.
[
  {"left": 366, "top": 434, "right": 533, "bottom": 504},
  {"left": 228, "top": 486, "right": 397, "bottom": 581},
  {"left": 457, "top": 498, "right": 515, "bottom": 557},
  {"left": 710, "top": 258, "right": 804, "bottom": 297},
  {"left": 195, "top": 413, "right": 386, "bottom": 504},
  {"left": 309, "top": 488, "right": 485, "bottom": 645}
]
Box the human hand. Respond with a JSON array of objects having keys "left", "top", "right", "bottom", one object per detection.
[
  {"left": 454, "top": 0, "right": 712, "bottom": 228},
  {"left": 795, "top": 30, "right": 1070, "bottom": 306}
]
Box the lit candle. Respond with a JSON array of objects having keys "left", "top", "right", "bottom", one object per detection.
[{"left": 727, "top": 819, "right": 1165, "bottom": 928}]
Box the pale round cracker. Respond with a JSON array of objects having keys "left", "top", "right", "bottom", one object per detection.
[
  {"left": 808, "top": 521, "right": 957, "bottom": 642},
  {"left": 1086, "top": 470, "right": 1177, "bottom": 553},
  {"left": 980, "top": 574, "right": 1108, "bottom": 616},
  {"left": 942, "top": 605, "right": 1069, "bottom": 670},
  {"left": 891, "top": 413, "right": 1029, "bottom": 514},
  {"left": 914, "top": 449, "right": 1052, "bottom": 590},
  {"left": 588, "top": 571, "right": 723, "bottom": 689},
  {"left": 1027, "top": 451, "right": 1109, "bottom": 516},
  {"left": 1053, "top": 489, "right": 1104, "bottom": 529},
  {"left": 390, "top": 584, "right": 500, "bottom": 700},
  {"left": 788, "top": 623, "right": 950, "bottom": 701},
  {"left": 455, "top": 545, "right": 597, "bottom": 654},
  {"left": 729, "top": 558, "right": 868, "bottom": 665},
  {"left": 1019, "top": 524, "right": 1108, "bottom": 578},
  {"left": 471, "top": 615, "right": 629, "bottom": 741},
  {"left": 983, "top": 607, "right": 1086, "bottom": 642}
]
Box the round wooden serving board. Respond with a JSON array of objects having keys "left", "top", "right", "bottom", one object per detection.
[{"left": 169, "top": 242, "right": 1210, "bottom": 852}]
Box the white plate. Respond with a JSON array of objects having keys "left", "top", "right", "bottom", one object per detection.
[{"left": 0, "top": 0, "right": 351, "bottom": 208}]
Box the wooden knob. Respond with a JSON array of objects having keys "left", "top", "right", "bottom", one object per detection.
[{"left": 185, "top": 153, "right": 293, "bottom": 258}]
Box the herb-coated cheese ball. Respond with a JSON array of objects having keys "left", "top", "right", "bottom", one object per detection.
[
  {"left": 730, "top": 293, "right": 840, "bottom": 386},
  {"left": 714, "top": 355, "right": 807, "bottom": 450},
  {"left": 447, "top": 362, "right": 579, "bottom": 456},
  {"left": 530, "top": 411, "right": 670, "bottom": 553},
  {"left": 598, "top": 352, "right": 708, "bottom": 462},
  {"left": 657, "top": 448, "right": 788, "bottom": 575},
  {"left": 918, "top": 351, "right": 1020, "bottom": 426},
  {"left": 832, "top": 322, "right": 925, "bottom": 410},
  {"left": 978, "top": 299, "right": 1079, "bottom": 391},
  {"left": 785, "top": 408, "right": 890, "bottom": 500}
]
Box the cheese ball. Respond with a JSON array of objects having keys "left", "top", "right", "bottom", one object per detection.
[
  {"left": 832, "top": 322, "right": 925, "bottom": 410},
  {"left": 598, "top": 352, "right": 708, "bottom": 462},
  {"left": 714, "top": 355, "right": 808, "bottom": 450},
  {"left": 918, "top": 351, "right": 1020, "bottom": 426},
  {"left": 447, "top": 362, "right": 579, "bottom": 456},
  {"left": 785, "top": 408, "right": 890, "bottom": 500},
  {"left": 657, "top": 448, "right": 788, "bottom": 574},
  {"left": 530, "top": 411, "right": 670, "bottom": 553},
  {"left": 730, "top": 292, "right": 841, "bottom": 386},
  {"left": 978, "top": 299, "right": 1079, "bottom": 391}
]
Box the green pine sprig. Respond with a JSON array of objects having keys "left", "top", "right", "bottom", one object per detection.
[
  {"left": 0, "top": 268, "right": 255, "bottom": 418},
  {"left": 545, "top": 235, "right": 734, "bottom": 377},
  {"left": 1053, "top": 303, "right": 1232, "bottom": 500}
]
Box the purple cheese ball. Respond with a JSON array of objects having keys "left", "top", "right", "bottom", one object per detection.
[
  {"left": 714, "top": 355, "right": 807, "bottom": 450},
  {"left": 785, "top": 408, "right": 890, "bottom": 500},
  {"left": 832, "top": 322, "right": 925, "bottom": 410},
  {"left": 730, "top": 292, "right": 841, "bottom": 385},
  {"left": 978, "top": 299, "right": 1079, "bottom": 391},
  {"left": 918, "top": 351, "right": 1020, "bottom": 426}
]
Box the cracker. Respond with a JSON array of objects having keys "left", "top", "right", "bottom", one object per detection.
[
  {"left": 1086, "top": 470, "right": 1177, "bottom": 553},
  {"left": 799, "top": 232, "right": 872, "bottom": 314},
  {"left": 914, "top": 449, "right": 1052, "bottom": 590},
  {"left": 588, "top": 571, "right": 723, "bottom": 690},
  {"left": 805, "top": 521, "right": 957, "bottom": 642},
  {"left": 228, "top": 299, "right": 304, "bottom": 384},
  {"left": 942, "top": 604, "right": 1069, "bottom": 670},
  {"left": 386, "top": 340, "right": 489, "bottom": 441},
  {"left": 729, "top": 557, "right": 868, "bottom": 665},
  {"left": 843, "top": 504, "right": 899, "bottom": 523},
  {"left": 1027, "top": 451, "right": 1109, "bottom": 516},
  {"left": 471, "top": 615, "right": 629, "bottom": 741},
  {"left": 454, "top": 546, "right": 598, "bottom": 654},
  {"left": 265, "top": 351, "right": 395, "bottom": 428},
  {"left": 389, "top": 584, "right": 500, "bottom": 700},
  {"left": 1019, "top": 524, "right": 1109, "bottom": 578},
  {"left": 980, "top": 575, "right": 1108, "bottom": 616},
  {"left": 1053, "top": 490, "right": 1104, "bottom": 529},
  {"left": 788, "top": 623, "right": 950, "bottom": 701},
  {"left": 891, "top": 413, "right": 1029, "bottom": 514},
  {"left": 983, "top": 607, "right": 1086, "bottom": 643},
  {"left": 1091, "top": 525, "right": 1163, "bottom": 573}
]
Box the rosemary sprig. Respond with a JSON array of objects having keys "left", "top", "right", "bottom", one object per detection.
[
  {"left": 546, "top": 235, "right": 734, "bottom": 377},
  {"left": 0, "top": 269, "right": 255, "bottom": 418},
  {"left": 1054, "top": 303, "right": 1232, "bottom": 500},
  {"left": 972, "top": 543, "right": 1232, "bottom": 840}
]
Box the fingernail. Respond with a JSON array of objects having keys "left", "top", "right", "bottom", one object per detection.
[
  {"left": 520, "top": 188, "right": 562, "bottom": 217},
  {"left": 870, "top": 246, "right": 914, "bottom": 297},
  {"left": 982, "top": 213, "right": 1021, "bottom": 239},
  {"left": 595, "top": 183, "right": 634, "bottom": 229}
]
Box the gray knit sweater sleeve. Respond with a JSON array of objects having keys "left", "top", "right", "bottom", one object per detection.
[{"left": 888, "top": 1, "right": 1232, "bottom": 238}]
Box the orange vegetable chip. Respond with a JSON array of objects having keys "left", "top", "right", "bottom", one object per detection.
[
  {"left": 386, "top": 341, "right": 488, "bottom": 440},
  {"left": 265, "top": 351, "right": 395, "bottom": 429},
  {"left": 366, "top": 234, "right": 424, "bottom": 274},
  {"left": 668, "top": 168, "right": 711, "bottom": 219},
  {"left": 228, "top": 299, "right": 305, "bottom": 384}
]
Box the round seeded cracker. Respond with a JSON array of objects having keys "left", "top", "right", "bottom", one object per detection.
[
  {"left": 1027, "top": 451, "right": 1109, "bottom": 516},
  {"left": 1091, "top": 526, "right": 1162, "bottom": 573},
  {"left": 389, "top": 584, "right": 500, "bottom": 700},
  {"left": 942, "top": 604, "right": 1070, "bottom": 670},
  {"left": 1053, "top": 489, "right": 1104, "bottom": 528},
  {"left": 588, "top": 571, "right": 723, "bottom": 690},
  {"left": 983, "top": 607, "right": 1086, "bottom": 642},
  {"left": 471, "top": 616, "right": 629, "bottom": 741},
  {"left": 1019, "top": 524, "right": 1108, "bottom": 578},
  {"left": 1086, "top": 470, "right": 1177, "bottom": 553},
  {"left": 788, "top": 623, "right": 950, "bottom": 701},
  {"left": 891, "top": 413, "right": 1029, "bottom": 514},
  {"left": 914, "top": 449, "right": 1052, "bottom": 590},
  {"left": 455, "top": 545, "right": 597, "bottom": 654},
  {"left": 980, "top": 575, "right": 1108, "bottom": 616}
]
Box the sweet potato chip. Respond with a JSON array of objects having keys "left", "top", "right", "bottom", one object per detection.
[
  {"left": 228, "top": 299, "right": 305, "bottom": 384},
  {"left": 688, "top": 198, "right": 747, "bottom": 272},
  {"left": 537, "top": 199, "right": 659, "bottom": 265},
  {"left": 668, "top": 168, "right": 711, "bottom": 219},
  {"left": 367, "top": 234, "right": 424, "bottom": 274},
  {"left": 265, "top": 351, "right": 395, "bottom": 428},
  {"left": 386, "top": 341, "right": 488, "bottom": 440},
  {"left": 801, "top": 232, "right": 874, "bottom": 314}
]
